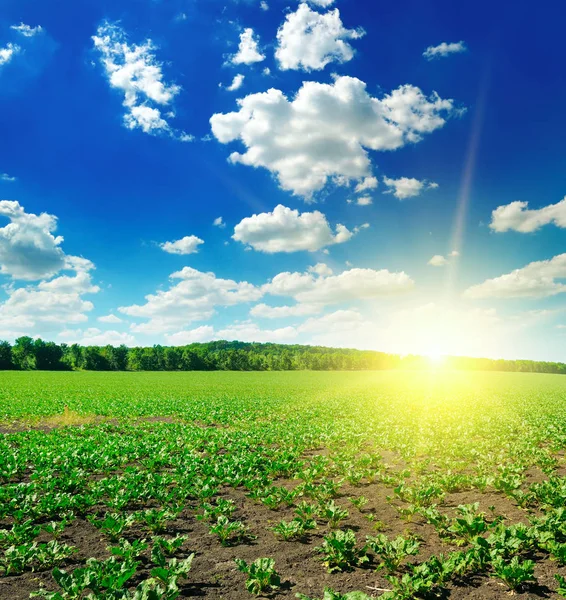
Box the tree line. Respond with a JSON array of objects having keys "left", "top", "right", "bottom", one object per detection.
[{"left": 0, "top": 336, "right": 565, "bottom": 375}]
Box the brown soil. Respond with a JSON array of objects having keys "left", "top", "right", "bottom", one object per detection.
[{"left": 1, "top": 475, "right": 564, "bottom": 599}]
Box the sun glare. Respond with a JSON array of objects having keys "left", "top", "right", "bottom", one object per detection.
[{"left": 426, "top": 352, "right": 446, "bottom": 367}]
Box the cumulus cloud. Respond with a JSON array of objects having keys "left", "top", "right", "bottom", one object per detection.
[
  {"left": 160, "top": 235, "right": 204, "bottom": 255},
  {"left": 355, "top": 196, "right": 372, "bottom": 206},
  {"left": 92, "top": 22, "right": 190, "bottom": 140},
  {"left": 98, "top": 314, "right": 123, "bottom": 324},
  {"left": 428, "top": 255, "right": 448, "bottom": 267},
  {"left": 355, "top": 176, "right": 378, "bottom": 193},
  {"left": 213, "top": 216, "right": 226, "bottom": 228},
  {"left": 464, "top": 254, "right": 566, "bottom": 299},
  {"left": 260, "top": 1, "right": 269, "bottom": 10},
  {"left": 383, "top": 176, "right": 438, "bottom": 199},
  {"left": 423, "top": 41, "right": 467, "bottom": 60},
  {"left": 166, "top": 322, "right": 297, "bottom": 344},
  {"left": 226, "top": 74, "right": 245, "bottom": 91},
  {"left": 490, "top": 197, "right": 566, "bottom": 233},
  {"left": 231, "top": 28, "right": 265, "bottom": 65},
  {"left": 217, "top": 322, "right": 297, "bottom": 343},
  {"left": 0, "top": 203, "right": 99, "bottom": 339},
  {"left": 1, "top": 174, "right": 17, "bottom": 182},
  {"left": 275, "top": 3, "right": 364, "bottom": 72},
  {"left": 264, "top": 266, "right": 414, "bottom": 304},
  {"left": 232, "top": 204, "right": 355, "bottom": 253},
  {"left": 11, "top": 23, "right": 43, "bottom": 38},
  {"left": 165, "top": 326, "right": 215, "bottom": 345},
  {"left": 210, "top": 76, "right": 457, "bottom": 198},
  {"left": 0, "top": 264, "right": 99, "bottom": 339},
  {"left": 427, "top": 250, "right": 460, "bottom": 267},
  {"left": 308, "top": 263, "right": 333, "bottom": 277},
  {"left": 0, "top": 200, "right": 68, "bottom": 280},
  {"left": 119, "top": 267, "right": 263, "bottom": 334},
  {"left": 0, "top": 43, "right": 20, "bottom": 67},
  {"left": 250, "top": 302, "right": 322, "bottom": 318},
  {"left": 307, "top": 0, "right": 336, "bottom": 6},
  {"left": 59, "top": 328, "right": 135, "bottom": 346}
]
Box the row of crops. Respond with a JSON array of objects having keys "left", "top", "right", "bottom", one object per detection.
[{"left": 1, "top": 370, "right": 566, "bottom": 598}]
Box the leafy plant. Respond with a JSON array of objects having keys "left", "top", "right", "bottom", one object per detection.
[
  {"left": 365, "top": 534, "right": 420, "bottom": 573},
  {"left": 315, "top": 530, "right": 368, "bottom": 573},
  {"left": 235, "top": 557, "right": 281, "bottom": 596},
  {"left": 490, "top": 556, "right": 536, "bottom": 591},
  {"left": 209, "top": 516, "right": 254, "bottom": 546}
]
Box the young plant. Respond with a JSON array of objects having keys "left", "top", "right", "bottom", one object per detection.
[
  {"left": 447, "top": 503, "right": 488, "bottom": 545},
  {"left": 365, "top": 533, "right": 420, "bottom": 573},
  {"left": 315, "top": 530, "right": 368, "bottom": 573},
  {"left": 235, "top": 557, "right": 281, "bottom": 596},
  {"left": 109, "top": 538, "right": 149, "bottom": 561},
  {"left": 349, "top": 496, "right": 369, "bottom": 511},
  {"left": 152, "top": 535, "right": 187, "bottom": 557},
  {"left": 490, "top": 556, "right": 536, "bottom": 591},
  {"left": 88, "top": 512, "right": 135, "bottom": 542},
  {"left": 320, "top": 500, "right": 349, "bottom": 529},
  {"left": 209, "top": 516, "right": 254, "bottom": 546}
]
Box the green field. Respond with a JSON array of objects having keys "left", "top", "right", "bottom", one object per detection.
[{"left": 1, "top": 370, "right": 566, "bottom": 599}]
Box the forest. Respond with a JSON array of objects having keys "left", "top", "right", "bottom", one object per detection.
[{"left": 0, "top": 336, "right": 564, "bottom": 374}]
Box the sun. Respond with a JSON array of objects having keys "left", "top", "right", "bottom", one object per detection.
[{"left": 423, "top": 347, "right": 447, "bottom": 367}]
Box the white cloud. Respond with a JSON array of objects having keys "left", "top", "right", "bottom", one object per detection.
[
  {"left": 428, "top": 254, "right": 448, "bottom": 267},
  {"left": 92, "top": 22, "right": 190, "bottom": 139},
  {"left": 98, "top": 314, "right": 123, "bottom": 324},
  {"left": 275, "top": 3, "right": 364, "bottom": 72},
  {"left": 250, "top": 302, "right": 322, "bottom": 318},
  {"left": 307, "top": 0, "right": 336, "bottom": 6},
  {"left": 490, "top": 197, "right": 566, "bottom": 233},
  {"left": 160, "top": 235, "right": 204, "bottom": 255},
  {"left": 213, "top": 216, "right": 226, "bottom": 228},
  {"left": 0, "top": 200, "right": 68, "bottom": 281},
  {"left": 423, "top": 41, "right": 467, "bottom": 60},
  {"left": 231, "top": 28, "right": 265, "bottom": 65},
  {"left": 264, "top": 266, "right": 414, "bottom": 304},
  {"left": 232, "top": 204, "right": 355, "bottom": 253},
  {"left": 308, "top": 262, "right": 333, "bottom": 277},
  {"left": 260, "top": 1, "right": 269, "bottom": 10},
  {"left": 11, "top": 23, "right": 43, "bottom": 38},
  {"left": 165, "top": 326, "right": 214, "bottom": 345},
  {"left": 299, "top": 309, "right": 363, "bottom": 333},
  {"left": 355, "top": 196, "right": 372, "bottom": 206},
  {"left": 166, "top": 322, "right": 297, "bottom": 344},
  {"left": 59, "top": 328, "right": 135, "bottom": 346},
  {"left": 210, "top": 76, "right": 457, "bottom": 198},
  {"left": 216, "top": 322, "right": 297, "bottom": 343},
  {"left": 464, "top": 254, "right": 566, "bottom": 299},
  {"left": 355, "top": 176, "right": 378, "bottom": 193},
  {"left": 382, "top": 176, "right": 437, "bottom": 199},
  {"left": 0, "top": 43, "right": 20, "bottom": 67},
  {"left": 226, "top": 74, "right": 245, "bottom": 91},
  {"left": 1, "top": 174, "right": 16, "bottom": 182},
  {"left": 0, "top": 204, "right": 99, "bottom": 339},
  {"left": 119, "top": 267, "right": 263, "bottom": 333},
  {"left": 428, "top": 250, "right": 459, "bottom": 267},
  {"left": 0, "top": 263, "right": 99, "bottom": 338},
  {"left": 38, "top": 269, "right": 99, "bottom": 295}
]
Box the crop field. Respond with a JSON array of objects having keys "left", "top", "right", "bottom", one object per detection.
[{"left": 1, "top": 371, "right": 566, "bottom": 599}]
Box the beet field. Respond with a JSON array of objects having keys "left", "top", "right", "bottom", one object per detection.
[{"left": 1, "top": 370, "right": 566, "bottom": 599}]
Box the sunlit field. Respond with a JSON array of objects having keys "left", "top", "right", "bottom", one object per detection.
[{"left": 2, "top": 370, "right": 566, "bottom": 599}]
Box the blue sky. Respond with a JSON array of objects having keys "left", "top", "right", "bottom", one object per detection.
[{"left": 1, "top": 0, "right": 565, "bottom": 360}]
